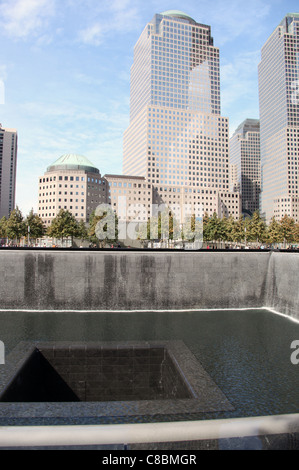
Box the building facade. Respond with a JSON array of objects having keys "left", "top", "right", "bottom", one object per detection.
[
  {"left": 38, "top": 154, "right": 107, "bottom": 226},
  {"left": 0, "top": 124, "right": 17, "bottom": 219},
  {"left": 123, "top": 10, "right": 240, "bottom": 220},
  {"left": 229, "top": 119, "right": 261, "bottom": 215},
  {"left": 104, "top": 174, "right": 153, "bottom": 222},
  {"left": 258, "top": 13, "right": 299, "bottom": 222}
]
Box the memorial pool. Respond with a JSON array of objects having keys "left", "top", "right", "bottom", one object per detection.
[{"left": 0, "top": 308, "right": 298, "bottom": 425}]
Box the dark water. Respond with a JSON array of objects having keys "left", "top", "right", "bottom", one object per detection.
[{"left": 0, "top": 308, "right": 299, "bottom": 422}]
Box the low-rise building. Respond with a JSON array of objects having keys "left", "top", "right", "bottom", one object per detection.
[
  {"left": 104, "top": 174, "right": 153, "bottom": 222},
  {"left": 38, "top": 154, "right": 107, "bottom": 226}
]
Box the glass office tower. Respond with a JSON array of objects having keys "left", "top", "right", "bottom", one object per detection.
[
  {"left": 123, "top": 11, "right": 240, "bottom": 220},
  {"left": 129, "top": 10, "right": 220, "bottom": 122},
  {"left": 0, "top": 124, "right": 17, "bottom": 219},
  {"left": 229, "top": 119, "right": 261, "bottom": 215},
  {"left": 258, "top": 13, "right": 299, "bottom": 222}
]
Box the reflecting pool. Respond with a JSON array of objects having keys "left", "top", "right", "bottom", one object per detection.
[{"left": 0, "top": 308, "right": 299, "bottom": 424}]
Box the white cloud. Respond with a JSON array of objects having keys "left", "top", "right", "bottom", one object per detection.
[
  {"left": 220, "top": 50, "right": 261, "bottom": 134},
  {"left": 109, "top": 0, "right": 140, "bottom": 32},
  {"left": 78, "top": 23, "right": 104, "bottom": 46},
  {"left": 74, "top": 73, "right": 104, "bottom": 87},
  {"left": 205, "top": 0, "right": 271, "bottom": 45},
  {"left": 1, "top": 0, "right": 56, "bottom": 39},
  {"left": 221, "top": 50, "right": 261, "bottom": 104},
  {"left": 78, "top": 0, "right": 141, "bottom": 46},
  {"left": 20, "top": 100, "right": 128, "bottom": 126}
]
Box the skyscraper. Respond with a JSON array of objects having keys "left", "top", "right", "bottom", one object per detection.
[
  {"left": 123, "top": 10, "right": 240, "bottom": 220},
  {"left": 258, "top": 13, "right": 299, "bottom": 222},
  {"left": 229, "top": 119, "right": 261, "bottom": 215},
  {"left": 0, "top": 124, "right": 17, "bottom": 219}
]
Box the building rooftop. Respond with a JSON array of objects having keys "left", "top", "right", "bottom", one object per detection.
[
  {"left": 104, "top": 174, "right": 146, "bottom": 180},
  {"left": 160, "top": 10, "right": 196, "bottom": 24},
  {"left": 232, "top": 119, "right": 260, "bottom": 137},
  {"left": 0, "top": 124, "right": 17, "bottom": 133},
  {"left": 47, "top": 154, "right": 99, "bottom": 174}
]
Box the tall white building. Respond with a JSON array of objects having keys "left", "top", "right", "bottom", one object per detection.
[
  {"left": 123, "top": 10, "right": 240, "bottom": 220},
  {"left": 258, "top": 13, "right": 299, "bottom": 222},
  {"left": 0, "top": 124, "right": 18, "bottom": 219}
]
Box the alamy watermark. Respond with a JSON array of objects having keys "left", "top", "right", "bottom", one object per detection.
[
  {"left": 94, "top": 199, "right": 203, "bottom": 247},
  {"left": 290, "top": 340, "right": 299, "bottom": 365},
  {"left": 0, "top": 341, "right": 4, "bottom": 365}
]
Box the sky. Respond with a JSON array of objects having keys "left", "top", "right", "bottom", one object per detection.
[{"left": 0, "top": 0, "right": 298, "bottom": 217}]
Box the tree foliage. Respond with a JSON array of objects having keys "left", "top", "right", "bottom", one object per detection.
[
  {"left": 0, "top": 216, "right": 7, "bottom": 238},
  {"left": 204, "top": 212, "right": 225, "bottom": 242},
  {"left": 247, "top": 211, "right": 267, "bottom": 243},
  {"left": 280, "top": 214, "right": 296, "bottom": 244},
  {"left": 77, "top": 219, "right": 88, "bottom": 242},
  {"left": 25, "top": 209, "right": 46, "bottom": 241},
  {"left": 5, "top": 207, "right": 26, "bottom": 242},
  {"left": 137, "top": 209, "right": 181, "bottom": 241},
  {"left": 88, "top": 207, "right": 118, "bottom": 247},
  {"left": 1, "top": 206, "right": 298, "bottom": 248},
  {"left": 267, "top": 217, "right": 283, "bottom": 244},
  {"left": 47, "top": 209, "right": 81, "bottom": 244},
  {"left": 136, "top": 209, "right": 299, "bottom": 247}
]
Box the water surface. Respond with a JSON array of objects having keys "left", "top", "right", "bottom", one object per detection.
[{"left": 0, "top": 308, "right": 299, "bottom": 422}]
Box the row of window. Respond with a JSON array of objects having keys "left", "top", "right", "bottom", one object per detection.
[
  {"left": 42, "top": 214, "right": 85, "bottom": 222},
  {"left": 39, "top": 176, "right": 105, "bottom": 184},
  {"left": 108, "top": 182, "right": 150, "bottom": 189}
]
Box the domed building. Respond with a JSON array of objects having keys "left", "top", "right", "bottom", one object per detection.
[
  {"left": 38, "top": 154, "right": 108, "bottom": 225},
  {"left": 160, "top": 10, "right": 196, "bottom": 24}
]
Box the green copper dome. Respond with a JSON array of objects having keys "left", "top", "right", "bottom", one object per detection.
[
  {"left": 47, "top": 154, "right": 99, "bottom": 174},
  {"left": 160, "top": 10, "right": 196, "bottom": 24}
]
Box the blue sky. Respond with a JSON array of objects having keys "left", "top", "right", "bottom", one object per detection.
[{"left": 0, "top": 0, "right": 298, "bottom": 216}]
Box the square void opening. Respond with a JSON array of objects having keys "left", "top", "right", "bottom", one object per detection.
[{"left": 0, "top": 345, "right": 193, "bottom": 402}]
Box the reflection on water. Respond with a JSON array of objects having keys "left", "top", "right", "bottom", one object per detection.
[{"left": 1, "top": 308, "right": 299, "bottom": 420}]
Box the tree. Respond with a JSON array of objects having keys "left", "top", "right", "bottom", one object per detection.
[
  {"left": 222, "top": 215, "right": 235, "bottom": 243},
  {"left": 47, "top": 209, "right": 80, "bottom": 245},
  {"left": 294, "top": 223, "right": 299, "bottom": 243},
  {"left": 280, "top": 215, "right": 295, "bottom": 247},
  {"left": 202, "top": 212, "right": 210, "bottom": 242},
  {"left": 88, "top": 207, "right": 118, "bottom": 247},
  {"left": 137, "top": 208, "right": 181, "bottom": 244},
  {"left": 247, "top": 211, "right": 267, "bottom": 244},
  {"left": 77, "top": 220, "right": 88, "bottom": 244},
  {"left": 6, "top": 207, "right": 26, "bottom": 244},
  {"left": 136, "top": 219, "right": 149, "bottom": 243},
  {"left": 204, "top": 212, "right": 225, "bottom": 245},
  {"left": 25, "top": 209, "right": 46, "bottom": 244},
  {"left": 230, "top": 216, "right": 244, "bottom": 243},
  {"left": 182, "top": 213, "right": 203, "bottom": 245},
  {"left": 159, "top": 209, "right": 181, "bottom": 241},
  {"left": 267, "top": 217, "right": 283, "bottom": 246},
  {"left": 88, "top": 210, "right": 101, "bottom": 246},
  {"left": 0, "top": 216, "right": 7, "bottom": 239}
]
